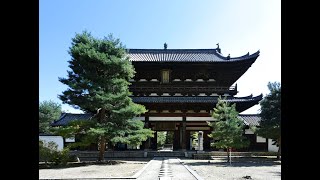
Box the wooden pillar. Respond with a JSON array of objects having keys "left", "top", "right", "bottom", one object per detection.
[
  {"left": 144, "top": 115, "right": 151, "bottom": 150},
  {"left": 186, "top": 130, "right": 191, "bottom": 151},
  {"left": 203, "top": 130, "right": 210, "bottom": 150},
  {"left": 153, "top": 131, "right": 157, "bottom": 150},
  {"left": 173, "top": 129, "right": 180, "bottom": 150},
  {"left": 149, "top": 130, "right": 157, "bottom": 150},
  {"left": 181, "top": 116, "right": 187, "bottom": 151}
]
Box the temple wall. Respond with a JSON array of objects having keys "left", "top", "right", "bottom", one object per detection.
[{"left": 268, "top": 139, "right": 279, "bottom": 152}]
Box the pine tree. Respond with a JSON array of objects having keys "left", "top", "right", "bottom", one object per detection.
[
  {"left": 208, "top": 97, "right": 249, "bottom": 164},
  {"left": 57, "top": 31, "right": 153, "bottom": 161},
  {"left": 256, "top": 82, "right": 281, "bottom": 159},
  {"left": 39, "top": 100, "right": 61, "bottom": 133}
]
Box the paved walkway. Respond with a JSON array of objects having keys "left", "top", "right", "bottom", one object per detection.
[{"left": 137, "top": 157, "right": 200, "bottom": 180}]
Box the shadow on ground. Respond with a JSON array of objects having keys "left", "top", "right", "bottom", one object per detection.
[
  {"left": 183, "top": 159, "right": 281, "bottom": 167},
  {"left": 39, "top": 160, "right": 126, "bottom": 169},
  {"left": 40, "top": 158, "right": 154, "bottom": 169}
]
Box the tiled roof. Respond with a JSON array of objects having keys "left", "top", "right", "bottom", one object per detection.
[
  {"left": 51, "top": 113, "right": 93, "bottom": 126},
  {"left": 127, "top": 49, "right": 259, "bottom": 62},
  {"left": 131, "top": 94, "right": 262, "bottom": 103},
  {"left": 239, "top": 114, "right": 261, "bottom": 126}
]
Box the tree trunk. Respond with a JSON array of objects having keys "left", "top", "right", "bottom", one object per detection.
[
  {"left": 98, "top": 136, "right": 106, "bottom": 161},
  {"left": 229, "top": 148, "right": 232, "bottom": 165},
  {"left": 277, "top": 137, "right": 281, "bottom": 160},
  {"left": 98, "top": 108, "right": 106, "bottom": 162},
  {"left": 226, "top": 148, "right": 230, "bottom": 163}
]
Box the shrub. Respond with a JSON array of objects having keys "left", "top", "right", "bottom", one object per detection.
[
  {"left": 39, "top": 140, "right": 59, "bottom": 165},
  {"left": 39, "top": 140, "right": 74, "bottom": 166}
]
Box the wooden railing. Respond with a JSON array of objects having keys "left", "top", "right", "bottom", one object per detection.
[{"left": 129, "top": 85, "right": 237, "bottom": 95}]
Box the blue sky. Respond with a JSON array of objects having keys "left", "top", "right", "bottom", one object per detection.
[{"left": 40, "top": 0, "right": 281, "bottom": 114}]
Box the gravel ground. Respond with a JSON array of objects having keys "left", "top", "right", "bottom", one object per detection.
[
  {"left": 39, "top": 160, "right": 147, "bottom": 179},
  {"left": 39, "top": 158, "right": 281, "bottom": 180},
  {"left": 182, "top": 158, "right": 281, "bottom": 180}
]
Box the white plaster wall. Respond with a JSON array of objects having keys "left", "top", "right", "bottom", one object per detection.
[
  {"left": 268, "top": 139, "right": 279, "bottom": 152},
  {"left": 39, "top": 136, "right": 64, "bottom": 151},
  {"left": 256, "top": 136, "right": 266, "bottom": 143},
  {"left": 186, "top": 117, "right": 215, "bottom": 121},
  {"left": 245, "top": 129, "right": 254, "bottom": 134},
  {"left": 149, "top": 117, "right": 182, "bottom": 121},
  {"left": 133, "top": 116, "right": 145, "bottom": 121},
  {"left": 65, "top": 137, "right": 75, "bottom": 142}
]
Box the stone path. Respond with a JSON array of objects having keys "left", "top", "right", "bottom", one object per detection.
[{"left": 137, "top": 157, "right": 200, "bottom": 180}]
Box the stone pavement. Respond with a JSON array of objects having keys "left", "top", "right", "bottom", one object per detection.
[
  {"left": 137, "top": 157, "right": 202, "bottom": 180},
  {"left": 39, "top": 157, "right": 204, "bottom": 180}
]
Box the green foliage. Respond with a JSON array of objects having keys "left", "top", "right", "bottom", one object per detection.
[
  {"left": 39, "top": 140, "right": 73, "bottom": 166},
  {"left": 57, "top": 31, "right": 153, "bottom": 159},
  {"left": 157, "top": 132, "right": 166, "bottom": 148},
  {"left": 53, "top": 120, "right": 97, "bottom": 148},
  {"left": 121, "top": 120, "right": 154, "bottom": 146},
  {"left": 50, "top": 148, "right": 71, "bottom": 166},
  {"left": 58, "top": 31, "right": 135, "bottom": 112},
  {"left": 165, "top": 131, "right": 174, "bottom": 144},
  {"left": 256, "top": 82, "right": 281, "bottom": 144},
  {"left": 208, "top": 97, "right": 249, "bottom": 150},
  {"left": 156, "top": 131, "right": 174, "bottom": 149},
  {"left": 39, "top": 100, "right": 61, "bottom": 133},
  {"left": 39, "top": 140, "right": 57, "bottom": 165},
  {"left": 256, "top": 82, "right": 281, "bottom": 160}
]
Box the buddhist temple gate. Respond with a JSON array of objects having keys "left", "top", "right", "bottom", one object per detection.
[
  {"left": 128, "top": 47, "right": 262, "bottom": 151},
  {"left": 52, "top": 45, "right": 267, "bottom": 152}
]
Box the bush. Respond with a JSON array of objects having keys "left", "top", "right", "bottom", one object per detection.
[
  {"left": 39, "top": 140, "right": 74, "bottom": 166},
  {"left": 51, "top": 148, "right": 71, "bottom": 165},
  {"left": 39, "top": 140, "right": 58, "bottom": 165}
]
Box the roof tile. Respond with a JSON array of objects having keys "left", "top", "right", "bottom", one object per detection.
[
  {"left": 127, "top": 49, "right": 259, "bottom": 62},
  {"left": 239, "top": 114, "right": 261, "bottom": 126},
  {"left": 51, "top": 113, "right": 92, "bottom": 126}
]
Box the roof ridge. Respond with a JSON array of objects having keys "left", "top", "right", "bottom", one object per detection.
[
  {"left": 131, "top": 95, "right": 261, "bottom": 99},
  {"left": 127, "top": 48, "right": 217, "bottom": 51}
]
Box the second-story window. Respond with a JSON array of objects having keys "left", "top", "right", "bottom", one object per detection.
[{"left": 162, "top": 70, "right": 170, "bottom": 83}]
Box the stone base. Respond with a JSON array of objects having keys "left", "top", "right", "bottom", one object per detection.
[{"left": 143, "top": 151, "right": 148, "bottom": 157}]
